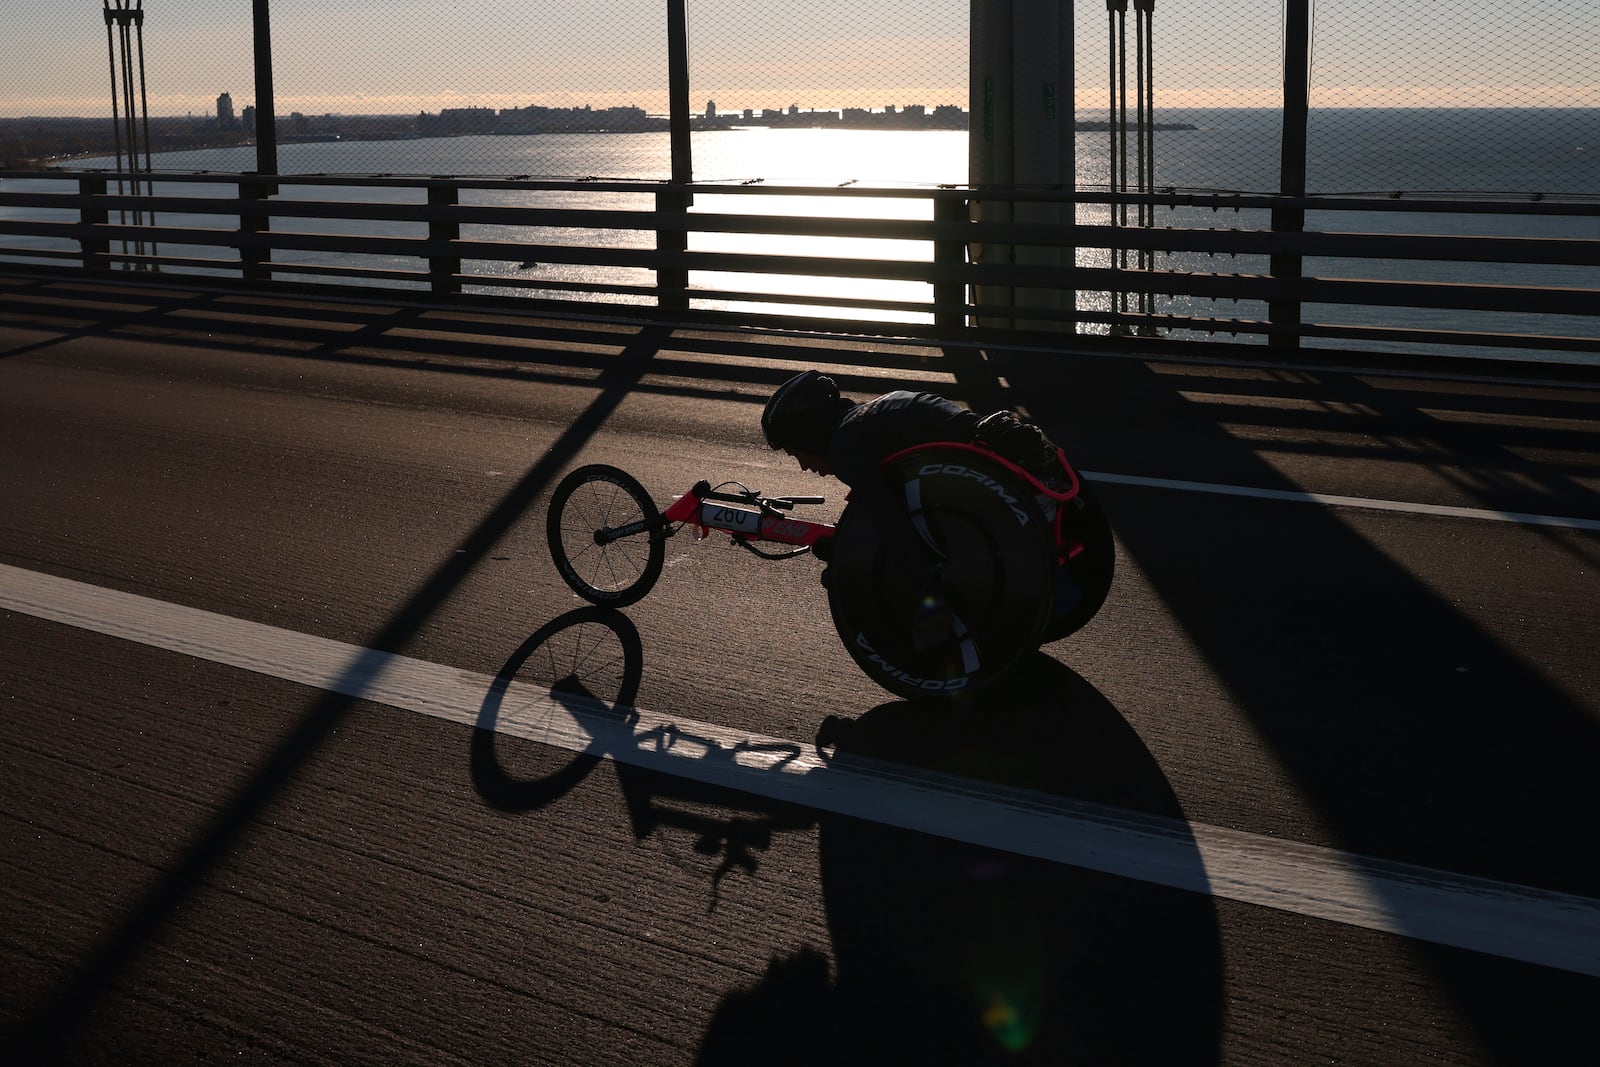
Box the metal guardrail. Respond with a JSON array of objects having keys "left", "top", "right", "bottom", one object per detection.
[{"left": 2, "top": 168, "right": 1597, "bottom": 363}]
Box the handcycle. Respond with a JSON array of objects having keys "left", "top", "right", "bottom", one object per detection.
[{"left": 546, "top": 441, "right": 1114, "bottom": 701}]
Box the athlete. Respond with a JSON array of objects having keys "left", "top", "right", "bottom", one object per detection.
[{"left": 760, "top": 370, "right": 1065, "bottom": 647}]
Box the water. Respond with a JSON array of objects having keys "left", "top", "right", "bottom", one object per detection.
[{"left": 5, "top": 110, "right": 1597, "bottom": 359}]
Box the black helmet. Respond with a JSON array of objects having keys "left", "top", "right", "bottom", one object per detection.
[{"left": 762, "top": 370, "right": 846, "bottom": 452}]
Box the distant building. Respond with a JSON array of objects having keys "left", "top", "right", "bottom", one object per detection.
[
  {"left": 705, "top": 100, "right": 716, "bottom": 120},
  {"left": 241, "top": 105, "right": 255, "bottom": 133},
  {"left": 412, "top": 106, "right": 498, "bottom": 136},
  {"left": 430, "top": 103, "right": 666, "bottom": 137},
  {"left": 217, "top": 92, "right": 235, "bottom": 128}
]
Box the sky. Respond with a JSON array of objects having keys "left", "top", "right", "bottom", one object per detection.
[{"left": 2, "top": 1, "right": 1596, "bottom": 120}]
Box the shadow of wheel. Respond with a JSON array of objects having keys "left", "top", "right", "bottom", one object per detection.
[{"left": 470, "top": 606, "right": 643, "bottom": 811}]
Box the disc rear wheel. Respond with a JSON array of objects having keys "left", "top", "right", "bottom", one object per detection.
[{"left": 826, "top": 448, "right": 1054, "bottom": 700}]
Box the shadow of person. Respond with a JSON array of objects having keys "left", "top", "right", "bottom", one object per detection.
[{"left": 698, "top": 654, "right": 1225, "bottom": 1066}]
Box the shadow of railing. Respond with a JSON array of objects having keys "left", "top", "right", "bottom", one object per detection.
[
  {"left": 2, "top": 320, "right": 668, "bottom": 1060},
  {"left": 980, "top": 346, "right": 1600, "bottom": 1063}
]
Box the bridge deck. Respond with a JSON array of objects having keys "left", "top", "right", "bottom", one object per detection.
[{"left": 2, "top": 273, "right": 1596, "bottom": 1065}]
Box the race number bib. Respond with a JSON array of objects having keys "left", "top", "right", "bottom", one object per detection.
[{"left": 701, "top": 503, "right": 762, "bottom": 535}]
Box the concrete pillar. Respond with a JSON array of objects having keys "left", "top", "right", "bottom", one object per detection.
[{"left": 970, "top": 1, "right": 1075, "bottom": 331}]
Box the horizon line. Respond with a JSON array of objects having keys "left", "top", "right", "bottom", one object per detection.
[{"left": 8, "top": 103, "right": 1600, "bottom": 123}]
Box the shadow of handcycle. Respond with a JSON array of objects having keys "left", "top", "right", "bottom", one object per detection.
[
  {"left": 473, "top": 611, "right": 1223, "bottom": 1062},
  {"left": 471, "top": 606, "right": 814, "bottom": 906}
]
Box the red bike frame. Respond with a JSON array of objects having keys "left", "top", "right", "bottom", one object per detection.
[
  {"left": 659, "top": 479, "right": 836, "bottom": 550},
  {"left": 652, "top": 439, "right": 1088, "bottom": 561}
]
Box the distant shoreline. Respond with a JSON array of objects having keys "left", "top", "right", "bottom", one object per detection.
[
  {"left": 8, "top": 111, "right": 1204, "bottom": 167},
  {"left": 15, "top": 105, "right": 1596, "bottom": 169},
  {"left": 29, "top": 120, "right": 1205, "bottom": 168}
]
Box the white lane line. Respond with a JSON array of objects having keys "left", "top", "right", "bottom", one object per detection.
[
  {"left": 1083, "top": 471, "right": 1600, "bottom": 532},
  {"left": 3, "top": 561, "right": 1597, "bottom": 978}
]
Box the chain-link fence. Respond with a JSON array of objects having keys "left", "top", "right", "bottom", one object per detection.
[
  {"left": 686, "top": 0, "right": 968, "bottom": 185},
  {"left": 1073, "top": 0, "right": 1285, "bottom": 194},
  {"left": 1, "top": 1, "right": 966, "bottom": 184},
  {"left": 4, "top": 2, "right": 1596, "bottom": 196},
  {"left": 1072, "top": 0, "right": 1598, "bottom": 197},
  {"left": 1307, "top": 1, "right": 1597, "bottom": 195},
  {"left": 3, "top": 2, "right": 1597, "bottom": 354}
]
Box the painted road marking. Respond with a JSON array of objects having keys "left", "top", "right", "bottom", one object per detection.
[
  {"left": 2, "top": 562, "right": 1597, "bottom": 977},
  {"left": 1083, "top": 471, "right": 1600, "bottom": 532}
]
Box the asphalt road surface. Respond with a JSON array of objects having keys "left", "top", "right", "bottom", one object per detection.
[{"left": 2, "top": 276, "right": 1597, "bottom": 1065}]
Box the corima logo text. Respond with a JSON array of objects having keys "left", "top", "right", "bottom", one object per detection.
[{"left": 918, "top": 463, "right": 1030, "bottom": 526}]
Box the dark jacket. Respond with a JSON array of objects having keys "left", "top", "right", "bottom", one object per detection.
[{"left": 825, "top": 390, "right": 978, "bottom": 565}]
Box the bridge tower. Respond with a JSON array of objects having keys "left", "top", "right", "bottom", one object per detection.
[
  {"left": 969, "top": 2, "right": 1075, "bottom": 331},
  {"left": 973, "top": 2, "right": 1165, "bottom": 335}
]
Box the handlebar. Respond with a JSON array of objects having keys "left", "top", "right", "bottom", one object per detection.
[
  {"left": 766, "top": 494, "right": 825, "bottom": 510},
  {"left": 691, "top": 479, "right": 825, "bottom": 512}
]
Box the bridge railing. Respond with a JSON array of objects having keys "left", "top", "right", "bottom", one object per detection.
[{"left": 2, "top": 168, "right": 1597, "bottom": 366}]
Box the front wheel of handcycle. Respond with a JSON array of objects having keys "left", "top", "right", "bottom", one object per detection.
[
  {"left": 547, "top": 464, "right": 665, "bottom": 608},
  {"left": 826, "top": 447, "right": 1055, "bottom": 701}
]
